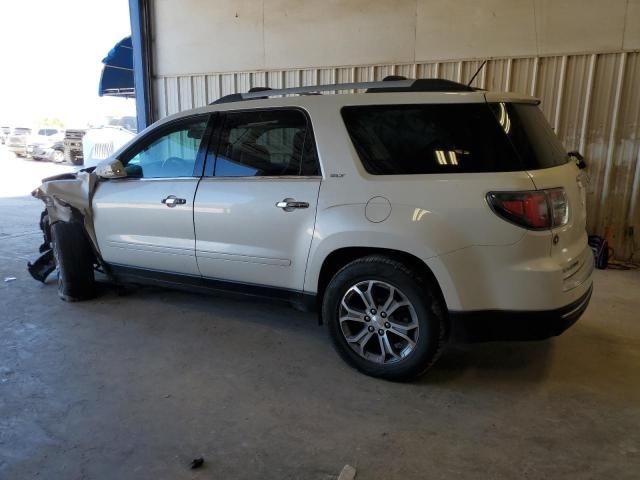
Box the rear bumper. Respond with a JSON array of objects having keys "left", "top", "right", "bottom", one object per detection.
[{"left": 448, "top": 283, "right": 592, "bottom": 343}]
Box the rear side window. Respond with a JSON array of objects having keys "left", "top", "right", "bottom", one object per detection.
[
  {"left": 341, "top": 103, "right": 567, "bottom": 175},
  {"left": 213, "top": 109, "right": 319, "bottom": 177}
]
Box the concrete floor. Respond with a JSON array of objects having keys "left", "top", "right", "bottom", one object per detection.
[{"left": 1, "top": 149, "right": 639, "bottom": 479}]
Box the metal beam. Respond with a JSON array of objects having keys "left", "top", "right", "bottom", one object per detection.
[{"left": 129, "top": 0, "right": 154, "bottom": 131}]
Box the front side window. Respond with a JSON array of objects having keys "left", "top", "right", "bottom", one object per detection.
[
  {"left": 123, "top": 118, "right": 207, "bottom": 178},
  {"left": 213, "top": 109, "right": 319, "bottom": 177}
]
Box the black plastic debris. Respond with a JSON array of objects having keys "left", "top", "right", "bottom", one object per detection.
[
  {"left": 27, "top": 209, "right": 56, "bottom": 283},
  {"left": 27, "top": 249, "right": 56, "bottom": 283},
  {"left": 190, "top": 457, "right": 204, "bottom": 469}
]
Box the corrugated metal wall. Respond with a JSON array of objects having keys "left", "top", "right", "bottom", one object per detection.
[{"left": 153, "top": 51, "right": 640, "bottom": 261}]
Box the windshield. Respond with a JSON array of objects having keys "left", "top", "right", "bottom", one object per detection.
[{"left": 107, "top": 116, "right": 137, "bottom": 132}]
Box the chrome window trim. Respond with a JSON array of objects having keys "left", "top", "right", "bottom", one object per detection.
[{"left": 197, "top": 175, "right": 322, "bottom": 181}]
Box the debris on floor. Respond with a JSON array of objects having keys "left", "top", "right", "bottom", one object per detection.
[
  {"left": 27, "top": 249, "right": 56, "bottom": 283},
  {"left": 338, "top": 464, "right": 356, "bottom": 480},
  {"left": 190, "top": 457, "right": 204, "bottom": 470},
  {"left": 4, "top": 277, "right": 16, "bottom": 282}
]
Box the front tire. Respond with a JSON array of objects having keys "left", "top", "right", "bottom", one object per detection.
[
  {"left": 323, "top": 256, "right": 446, "bottom": 381},
  {"left": 51, "top": 221, "right": 96, "bottom": 301}
]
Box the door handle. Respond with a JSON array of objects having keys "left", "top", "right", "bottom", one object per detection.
[
  {"left": 276, "top": 198, "right": 309, "bottom": 212},
  {"left": 161, "top": 195, "right": 187, "bottom": 207}
]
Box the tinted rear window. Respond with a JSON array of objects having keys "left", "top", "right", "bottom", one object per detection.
[
  {"left": 341, "top": 103, "right": 567, "bottom": 175},
  {"left": 490, "top": 102, "right": 568, "bottom": 170}
]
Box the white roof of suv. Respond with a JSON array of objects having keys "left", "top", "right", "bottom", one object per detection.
[{"left": 154, "top": 78, "right": 539, "bottom": 127}]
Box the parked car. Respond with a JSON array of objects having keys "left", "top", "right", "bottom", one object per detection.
[
  {"left": 27, "top": 128, "right": 65, "bottom": 160},
  {"left": 31, "top": 140, "right": 65, "bottom": 162},
  {"left": 6, "top": 127, "right": 32, "bottom": 156},
  {"left": 30, "top": 78, "right": 594, "bottom": 380},
  {"left": 1, "top": 126, "right": 10, "bottom": 144},
  {"left": 80, "top": 116, "right": 137, "bottom": 168}
]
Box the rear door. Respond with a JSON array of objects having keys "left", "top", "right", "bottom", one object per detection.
[
  {"left": 93, "top": 115, "right": 210, "bottom": 276},
  {"left": 193, "top": 108, "right": 321, "bottom": 290}
]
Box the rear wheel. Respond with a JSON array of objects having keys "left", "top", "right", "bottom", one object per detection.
[
  {"left": 51, "top": 221, "right": 96, "bottom": 301},
  {"left": 323, "top": 256, "right": 445, "bottom": 381}
]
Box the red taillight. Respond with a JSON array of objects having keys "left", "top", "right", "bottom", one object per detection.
[{"left": 487, "top": 188, "right": 568, "bottom": 230}]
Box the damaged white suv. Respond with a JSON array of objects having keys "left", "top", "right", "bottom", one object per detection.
[{"left": 30, "top": 78, "right": 594, "bottom": 380}]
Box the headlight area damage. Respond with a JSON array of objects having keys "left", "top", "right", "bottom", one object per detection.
[{"left": 28, "top": 170, "right": 104, "bottom": 301}]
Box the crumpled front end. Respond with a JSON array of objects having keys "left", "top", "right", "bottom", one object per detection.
[{"left": 27, "top": 170, "right": 102, "bottom": 283}]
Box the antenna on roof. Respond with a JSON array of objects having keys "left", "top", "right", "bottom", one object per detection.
[{"left": 466, "top": 60, "right": 487, "bottom": 87}]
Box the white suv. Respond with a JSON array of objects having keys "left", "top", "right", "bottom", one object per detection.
[{"left": 32, "top": 78, "right": 594, "bottom": 380}]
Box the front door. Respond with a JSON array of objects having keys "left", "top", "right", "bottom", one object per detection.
[
  {"left": 93, "top": 116, "right": 210, "bottom": 276},
  {"left": 194, "top": 108, "right": 322, "bottom": 290}
]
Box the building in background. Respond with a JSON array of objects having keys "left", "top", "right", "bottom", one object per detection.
[{"left": 128, "top": 0, "right": 640, "bottom": 260}]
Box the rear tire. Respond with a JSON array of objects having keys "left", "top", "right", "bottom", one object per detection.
[
  {"left": 323, "top": 255, "right": 445, "bottom": 381},
  {"left": 51, "top": 221, "right": 96, "bottom": 301}
]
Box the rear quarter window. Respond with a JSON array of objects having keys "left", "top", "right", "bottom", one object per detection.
[
  {"left": 341, "top": 103, "right": 567, "bottom": 175},
  {"left": 490, "top": 102, "right": 568, "bottom": 170}
]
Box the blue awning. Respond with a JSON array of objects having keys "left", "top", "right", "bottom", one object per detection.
[{"left": 99, "top": 36, "right": 134, "bottom": 98}]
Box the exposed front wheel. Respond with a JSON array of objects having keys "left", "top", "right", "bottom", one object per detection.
[
  {"left": 323, "top": 256, "right": 446, "bottom": 381},
  {"left": 51, "top": 221, "right": 96, "bottom": 301}
]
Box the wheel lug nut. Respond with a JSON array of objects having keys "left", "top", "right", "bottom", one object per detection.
[
  {"left": 368, "top": 326, "right": 375, "bottom": 332},
  {"left": 380, "top": 312, "right": 387, "bottom": 318},
  {"left": 378, "top": 329, "right": 384, "bottom": 336},
  {"left": 364, "top": 316, "right": 371, "bottom": 322},
  {"left": 384, "top": 322, "right": 390, "bottom": 328},
  {"left": 370, "top": 309, "right": 377, "bottom": 315}
]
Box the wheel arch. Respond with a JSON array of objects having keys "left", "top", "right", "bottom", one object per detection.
[{"left": 314, "top": 246, "right": 448, "bottom": 312}]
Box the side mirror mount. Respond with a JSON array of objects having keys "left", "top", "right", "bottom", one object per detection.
[
  {"left": 95, "top": 158, "right": 127, "bottom": 179},
  {"left": 568, "top": 150, "right": 586, "bottom": 170}
]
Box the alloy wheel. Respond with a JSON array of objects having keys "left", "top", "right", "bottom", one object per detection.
[{"left": 339, "top": 280, "right": 419, "bottom": 364}]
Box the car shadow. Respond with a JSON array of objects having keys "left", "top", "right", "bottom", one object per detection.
[
  {"left": 93, "top": 279, "right": 555, "bottom": 383},
  {"left": 425, "top": 340, "right": 555, "bottom": 385},
  {"left": 92, "top": 279, "right": 322, "bottom": 331}
]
